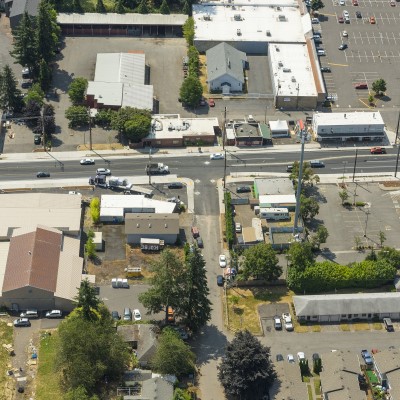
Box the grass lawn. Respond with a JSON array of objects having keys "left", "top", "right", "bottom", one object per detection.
[
  {"left": 36, "top": 332, "right": 64, "bottom": 400},
  {"left": 0, "top": 320, "right": 13, "bottom": 400},
  {"left": 366, "top": 370, "right": 379, "bottom": 385},
  {"left": 311, "top": 325, "right": 321, "bottom": 333},
  {"left": 353, "top": 323, "right": 370, "bottom": 331},
  {"left": 372, "top": 322, "right": 382, "bottom": 330},
  {"left": 340, "top": 323, "right": 350, "bottom": 331}
]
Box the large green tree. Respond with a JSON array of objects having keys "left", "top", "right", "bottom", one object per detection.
[
  {"left": 151, "top": 329, "right": 195, "bottom": 376},
  {"left": 65, "top": 105, "right": 89, "bottom": 128},
  {"left": 110, "top": 107, "right": 151, "bottom": 136},
  {"left": 137, "top": 0, "right": 149, "bottom": 13},
  {"left": 372, "top": 79, "right": 387, "bottom": 96},
  {"left": 218, "top": 330, "right": 276, "bottom": 400},
  {"left": 24, "top": 83, "right": 45, "bottom": 106},
  {"left": 38, "top": 58, "right": 52, "bottom": 92},
  {"left": 241, "top": 243, "right": 281, "bottom": 281},
  {"left": 378, "top": 247, "right": 400, "bottom": 269},
  {"left": 182, "top": 246, "right": 212, "bottom": 333},
  {"left": 96, "top": 0, "right": 106, "bottom": 12},
  {"left": 287, "top": 241, "right": 314, "bottom": 272},
  {"left": 68, "top": 77, "right": 88, "bottom": 105},
  {"left": 179, "top": 75, "right": 203, "bottom": 108},
  {"left": 300, "top": 195, "right": 320, "bottom": 220},
  {"left": 159, "top": 0, "right": 170, "bottom": 14},
  {"left": 311, "top": 0, "right": 324, "bottom": 12},
  {"left": 0, "top": 65, "right": 22, "bottom": 112},
  {"left": 289, "top": 161, "right": 320, "bottom": 189},
  {"left": 74, "top": 279, "right": 100, "bottom": 321},
  {"left": 182, "top": 17, "right": 194, "bottom": 45},
  {"left": 123, "top": 113, "right": 152, "bottom": 142}
]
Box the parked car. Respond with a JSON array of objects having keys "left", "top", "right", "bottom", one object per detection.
[
  {"left": 34, "top": 135, "right": 41, "bottom": 145},
  {"left": 338, "top": 16, "right": 345, "bottom": 23},
  {"left": 321, "top": 66, "right": 331, "bottom": 72},
  {"left": 339, "top": 43, "right": 348, "bottom": 50},
  {"left": 343, "top": 10, "right": 350, "bottom": 18},
  {"left": 168, "top": 182, "right": 183, "bottom": 189},
  {"left": 80, "top": 158, "right": 95, "bottom": 165},
  {"left": 311, "top": 18, "right": 320, "bottom": 24},
  {"left": 21, "top": 80, "right": 33, "bottom": 89},
  {"left": 276, "top": 354, "right": 284, "bottom": 362},
  {"left": 196, "top": 236, "right": 204, "bottom": 248},
  {"left": 297, "top": 352, "right": 306, "bottom": 362},
  {"left": 123, "top": 307, "right": 132, "bottom": 321},
  {"left": 45, "top": 310, "right": 62, "bottom": 318},
  {"left": 191, "top": 226, "right": 200, "bottom": 238},
  {"left": 342, "top": 30, "right": 348, "bottom": 37},
  {"left": 312, "top": 353, "right": 321, "bottom": 361},
  {"left": 14, "top": 318, "right": 31, "bottom": 327},
  {"left": 199, "top": 97, "right": 207, "bottom": 106},
  {"left": 219, "top": 254, "right": 227, "bottom": 268},
  {"left": 352, "top": 0, "right": 358, "bottom": 5},
  {"left": 217, "top": 275, "right": 224, "bottom": 287},
  {"left": 383, "top": 317, "right": 394, "bottom": 331},
  {"left": 286, "top": 164, "right": 294, "bottom": 172},
  {"left": 287, "top": 354, "right": 295, "bottom": 363},
  {"left": 208, "top": 98, "right": 215, "bottom": 107},
  {"left": 361, "top": 349, "right": 374, "bottom": 365},
  {"left": 236, "top": 185, "right": 251, "bottom": 193},
  {"left": 339, "top": 0, "right": 345, "bottom": 4},
  {"left": 355, "top": 11, "right": 362, "bottom": 18},
  {"left": 317, "top": 49, "right": 326, "bottom": 56},
  {"left": 210, "top": 153, "right": 224, "bottom": 160},
  {"left": 282, "top": 313, "right": 293, "bottom": 331},
  {"left": 133, "top": 309, "right": 142, "bottom": 321},
  {"left": 390, "top": 0, "right": 396, "bottom": 6},
  {"left": 313, "top": 32, "right": 322, "bottom": 38},
  {"left": 235, "top": 222, "right": 242, "bottom": 233},
  {"left": 370, "top": 16, "right": 376, "bottom": 24},
  {"left": 354, "top": 83, "right": 368, "bottom": 89},
  {"left": 274, "top": 316, "right": 282, "bottom": 330},
  {"left": 37, "top": 172, "right": 50, "bottom": 178},
  {"left": 20, "top": 309, "right": 38, "bottom": 319},
  {"left": 111, "top": 311, "right": 121, "bottom": 320},
  {"left": 96, "top": 168, "right": 111, "bottom": 175},
  {"left": 370, "top": 146, "right": 386, "bottom": 154}
]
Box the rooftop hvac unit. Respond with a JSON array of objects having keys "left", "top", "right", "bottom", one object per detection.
[
  {"left": 266, "top": 30, "right": 271, "bottom": 36},
  {"left": 234, "top": 14, "right": 242, "bottom": 21},
  {"left": 291, "top": 76, "right": 296, "bottom": 82},
  {"left": 276, "top": 47, "right": 280, "bottom": 52},
  {"left": 278, "top": 62, "right": 283, "bottom": 67},
  {"left": 283, "top": 68, "right": 291, "bottom": 72},
  {"left": 278, "top": 15, "right": 286, "bottom": 21},
  {"left": 277, "top": 6, "right": 282, "bottom": 10},
  {"left": 203, "top": 14, "right": 211, "bottom": 21}
]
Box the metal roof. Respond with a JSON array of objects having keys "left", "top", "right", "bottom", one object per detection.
[
  {"left": 313, "top": 111, "right": 384, "bottom": 127},
  {"left": 125, "top": 213, "right": 179, "bottom": 235},
  {"left": 57, "top": 12, "right": 187, "bottom": 26},
  {"left": 10, "top": 0, "right": 39, "bottom": 18}
]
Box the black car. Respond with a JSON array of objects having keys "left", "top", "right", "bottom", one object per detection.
[
  {"left": 168, "top": 182, "right": 184, "bottom": 189},
  {"left": 196, "top": 236, "right": 204, "bottom": 248},
  {"left": 321, "top": 66, "right": 331, "bottom": 72},
  {"left": 276, "top": 354, "right": 284, "bottom": 362},
  {"left": 236, "top": 186, "right": 251, "bottom": 193},
  {"left": 34, "top": 135, "right": 41, "bottom": 145},
  {"left": 111, "top": 311, "right": 121, "bottom": 320},
  {"left": 339, "top": 43, "right": 348, "bottom": 50},
  {"left": 217, "top": 275, "right": 224, "bottom": 287},
  {"left": 356, "top": 11, "right": 362, "bottom": 18},
  {"left": 36, "top": 172, "right": 50, "bottom": 178},
  {"left": 312, "top": 353, "right": 320, "bottom": 361}
]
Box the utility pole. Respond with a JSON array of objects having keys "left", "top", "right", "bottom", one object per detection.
[
  {"left": 223, "top": 107, "right": 227, "bottom": 149},
  {"left": 264, "top": 103, "right": 267, "bottom": 124},
  {"left": 394, "top": 110, "right": 400, "bottom": 145},
  {"left": 223, "top": 149, "right": 227, "bottom": 189},
  {"left": 41, "top": 107, "right": 46, "bottom": 151},
  {"left": 148, "top": 146, "right": 152, "bottom": 185},
  {"left": 395, "top": 143, "right": 400, "bottom": 178},
  {"left": 293, "top": 126, "right": 306, "bottom": 236},
  {"left": 352, "top": 147, "right": 358, "bottom": 182},
  {"left": 88, "top": 107, "right": 93, "bottom": 150}
]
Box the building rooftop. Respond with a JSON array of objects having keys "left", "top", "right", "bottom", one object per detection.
[
  {"left": 269, "top": 120, "right": 289, "bottom": 132},
  {"left": 147, "top": 114, "right": 219, "bottom": 140},
  {"left": 373, "top": 349, "right": 400, "bottom": 400},
  {"left": 234, "top": 122, "right": 262, "bottom": 138},
  {"left": 269, "top": 43, "right": 317, "bottom": 97},
  {"left": 259, "top": 194, "right": 296, "bottom": 204},
  {"left": 255, "top": 177, "right": 294, "bottom": 196},
  {"left": 87, "top": 82, "right": 123, "bottom": 107},
  {"left": 125, "top": 213, "right": 179, "bottom": 235},
  {"left": 193, "top": 3, "right": 305, "bottom": 44},
  {"left": 271, "top": 362, "right": 308, "bottom": 400},
  {"left": 10, "top": 0, "right": 39, "bottom": 18},
  {"left": 313, "top": 111, "right": 384, "bottom": 126}
]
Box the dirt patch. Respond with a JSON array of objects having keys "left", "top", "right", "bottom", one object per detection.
[
  {"left": 76, "top": 143, "right": 125, "bottom": 151},
  {"left": 199, "top": 55, "right": 208, "bottom": 95}
]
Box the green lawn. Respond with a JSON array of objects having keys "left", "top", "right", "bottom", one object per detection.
[
  {"left": 36, "top": 332, "right": 64, "bottom": 400},
  {"left": 0, "top": 320, "right": 13, "bottom": 400},
  {"left": 366, "top": 370, "right": 379, "bottom": 385}
]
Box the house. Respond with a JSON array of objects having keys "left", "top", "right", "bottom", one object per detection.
[
  {"left": 86, "top": 53, "right": 154, "bottom": 111},
  {"left": 206, "top": 42, "right": 247, "bottom": 93},
  {"left": 253, "top": 177, "right": 294, "bottom": 199},
  {"left": 100, "top": 195, "right": 176, "bottom": 223},
  {"left": 0, "top": 225, "right": 84, "bottom": 312},
  {"left": 5, "top": 0, "right": 39, "bottom": 30},
  {"left": 293, "top": 292, "right": 400, "bottom": 323},
  {"left": 0, "top": 193, "right": 82, "bottom": 240},
  {"left": 239, "top": 219, "right": 264, "bottom": 247},
  {"left": 269, "top": 120, "right": 290, "bottom": 138},
  {"left": 320, "top": 350, "right": 365, "bottom": 400},
  {"left": 270, "top": 362, "right": 308, "bottom": 399},
  {"left": 259, "top": 194, "right": 296, "bottom": 211},
  {"left": 125, "top": 213, "right": 179, "bottom": 245},
  {"left": 373, "top": 348, "right": 400, "bottom": 400},
  {"left": 117, "top": 325, "right": 158, "bottom": 368}
]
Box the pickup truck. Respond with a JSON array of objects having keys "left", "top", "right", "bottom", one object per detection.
[{"left": 146, "top": 163, "right": 169, "bottom": 175}]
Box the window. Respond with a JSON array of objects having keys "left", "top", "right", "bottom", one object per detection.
[
  {"left": 341, "top": 314, "right": 346, "bottom": 317},
  {"left": 361, "top": 313, "right": 367, "bottom": 317},
  {"left": 353, "top": 314, "right": 359, "bottom": 317}
]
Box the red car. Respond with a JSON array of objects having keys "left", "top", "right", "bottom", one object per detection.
[
  {"left": 208, "top": 98, "right": 215, "bottom": 107},
  {"left": 352, "top": 0, "right": 358, "bottom": 5},
  {"left": 354, "top": 83, "right": 368, "bottom": 89},
  {"left": 338, "top": 16, "right": 344, "bottom": 23},
  {"left": 370, "top": 16, "right": 376, "bottom": 23},
  {"left": 370, "top": 147, "right": 386, "bottom": 154}
]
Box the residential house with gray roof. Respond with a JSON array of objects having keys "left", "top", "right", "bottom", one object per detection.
[
  {"left": 6, "top": 0, "right": 39, "bottom": 30},
  {"left": 206, "top": 42, "right": 247, "bottom": 94},
  {"left": 373, "top": 348, "right": 400, "bottom": 400}
]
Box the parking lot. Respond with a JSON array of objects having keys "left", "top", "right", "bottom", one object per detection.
[{"left": 315, "top": 0, "right": 400, "bottom": 108}]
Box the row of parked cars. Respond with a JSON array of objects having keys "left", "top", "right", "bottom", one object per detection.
[
  {"left": 274, "top": 313, "right": 294, "bottom": 331},
  {"left": 14, "top": 309, "right": 62, "bottom": 327}
]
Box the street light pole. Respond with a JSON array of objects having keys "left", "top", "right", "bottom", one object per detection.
[
  {"left": 293, "top": 129, "right": 306, "bottom": 236},
  {"left": 88, "top": 107, "right": 93, "bottom": 151},
  {"left": 223, "top": 107, "right": 227, "bottom": 149},
  {"left": 395, "top": 144, "right": 400, "bottom": 178},
  {"left": 148, "top": 146, "right": 152, "bottom": 185},
  {"left": 352, "top": 147, "right": 358, "bottom": 182}
]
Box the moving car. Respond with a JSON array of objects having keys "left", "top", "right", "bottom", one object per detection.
[
  {"left": 370, "top": 16, "right": 376, "bottom": 24},
  {"left": 14, "top": 318, "right": 31, "bottom": 327},
  {"left": 219, "top": 254, "right": 227, "bottom": 268},
  {"left": 339, "top": 43, "right": 348, "bottom": 50},
  {"left": 133, "top": 309, "right": 141, "bottom": 321},
  {"left": 310, "top": 160, "right": 325, "bottom": 168},
  {"left": 168, "top": 182, "right": 183, "bottom": 189},
  {"left": 370, "top": 146, "right": 386, "bottom": 154},
  {"left": 208, "top": 98, "right": 215, "bottom": 107},
  {"left": 354, "top": 83, "right": 368, "bottom": 89},
  {"left": 236, "top": 185, "right": 251, "bottom": 193},
  {"left": 46, "top": 310, "right": 62, "bottom": 318},
  {"left": 287, "top": 354, "right": 295, "bottom": 363},
  {"left": 217, "top": 275, "right": 224, "bottom": 287},
  {"left": 210, "top": 153, "right": 224, "bottom": 160},
  {"left": 37, "top": 172, "right": 50, "bottom": 178},
  {"left": 321, "top": 66, "right": 331, "bottom": 72},
  {"left": 96, "top": 168, "right": 111, "bottom": 175},
  {"left": 274, "top": 316, "right": 282, "bottom": 330},
  {"left": 80, "top": 158, "right": 95, "bottom": 165},
  {"left": 339, "top": 0, "right": 345, "bottom": 4}
]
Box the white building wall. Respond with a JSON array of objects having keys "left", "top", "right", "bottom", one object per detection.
[{"left": 209, "top": 73, "right": 243, "bottom": 92}]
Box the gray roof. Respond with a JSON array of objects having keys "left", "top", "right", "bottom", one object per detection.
[
  {"left": 373, "top": 349, "right": 400, "bottom": 400},
  {"left": 271, "top": 362, "right": 308, "bottom": 400},
  {"left": 125, "top": 213, "right": 179, "bottom": 235},
  {"left": 294, "top": 293, "right": 400, "bottom": 317},
  {"left": 206, "top": 42, "right": 246, "bottom": 83},
  {"left": 255, "top": 177, "right": 295, "bottom": 196},
  {"left": 10, "top": 0, "right": 39, "bottom": 18}
]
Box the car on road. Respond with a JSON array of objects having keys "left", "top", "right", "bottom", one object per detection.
[
  {"left": 310, "top": 160, "right": 325, "bottom": 168},
  {"left": 133, "top": 309, "right": 142, "bottom": 321},
  {"left": 68, "top": 191, "right": 82, "bottom": 196},
  {"left": 80, "top": 158, "right": 95, "bottom": 165},
  {"left": 210, "top": 153, "right": 224, "bottom": 160},
  {"left": 196, "top": 236, "right": 204, "bottom": 248},
  {"left": 297, "top": 352, "right": 306, "bottom": 362},
  {"left": 339, "top": 43, "right": 348, "bottom": 50},
  {"left": 311, "top": 18, "right": 320, "bottom": 24},
  {"left": 208, "top": 98, "right": 215, "bottom": 107},
  {"left": 219, "top": 254, "right": 227, "bottom": 268},
  {"left": 96, "top": 168, "right": 111, "bottom": 175},
  {"left": 46, "top": 310, "right": 62, "bottom": 318},
  {"left": 276, "top": 354, "right": 284, "bottom": 362},
  {"left": 168, "top": 182, "right": 183, "bottom": 189},
  {"left": 14, "top": 318, "right": 31, "bottom": 327},
  {"left": 287, "top": 354, "right": 295, "bottom": 363},
  {"left": 217, "top": 275, "right": 224, "bottom": 287},
  {"left": 237, "top": 185, "right": 251, "bottom": 193},
  {"left": 370, "top": 146, "right": 386, "bottom": 154},
  {"left": 370, "top": 16, "right": 376, "bottom": 24},
  {"left": 235, "top": 222, "right": 242, "bottom": 233},
  {"left": 37, "top": 172, "right": 50, "bottom": 178},
  {"left": 354, "top": 83, "right": 368, "bottom": 89},
  {"left": 342, "top": 30, "right": 348, "bottom": 37},
  {"left": 356, "top": 11, "right": 362, "bottom": 18},
  {"left": 361, "top": 349, "right": 374, "bottom": 365},
  {"left": 338, "top": 16, "right": 344, "bottom": 23},
  {"left": 321, "top": 66, "right": 331, "bottom": 72},
  {"left": 274, "top": 316, "right": 282, "bottom": 330}
]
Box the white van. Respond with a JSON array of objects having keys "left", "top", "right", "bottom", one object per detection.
[{"left": 260, "top": 208, "right": 290, "bottom": 220}]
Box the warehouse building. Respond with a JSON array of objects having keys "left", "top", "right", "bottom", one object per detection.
[{"left": 312, "top": 112, "right": 385, "bottom": 142}]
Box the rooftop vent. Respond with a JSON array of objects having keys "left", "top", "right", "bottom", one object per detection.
[
  {"left": 136, "top": 224, "right": 140, "bottom": 228},
  {"left": 278, "top": 15, "right": 286, "bottom": 21},
  {"left": 276, "top": 6, "right": 282, "bottom": 10},
  {"left": 291, "top": 76, "right": 296, "bottom": 82},
  {"left": 234, "top": 14, "right": 242, "bottom": 21},
  {"left": 165, "top": 224, "right": 168, "bottom": 228},
  {"left": 148, "top": 224, "right": 152, "bottom": 228},
  {"left": 283, "top": 68, "right": 291, "bottom": 72},
  {"left": 278, "top": 61, "right": 283, "bottom": 67},
  {"left": 266, "top": 30, "right": 271, "bottom": 36},
  {"left": 203, "top": 14, "right": 211, "bottom": 21},
  {"left": 276, "top": 47, "right": 280, "bottom": 52}
]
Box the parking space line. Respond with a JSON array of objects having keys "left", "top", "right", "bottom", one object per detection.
[{"left": 328, "top": 62, "right": 349, "bottom": 66}]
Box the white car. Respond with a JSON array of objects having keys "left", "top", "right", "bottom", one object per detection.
[
  {"left": 342, "top": 30, "right": 348, "bottom": 37},
  {"left": 343, "top": 10, "right": 349, "bottom": 18},
  {"left": 282, "top": 313, "right": 294, "bottom": 331},
  {"left": 210, "top": 153, "right": 224, "bottom": 160},
  {"left": 235, "top": 222, "right": 242, "bottom": 233},
  {"left": 96, "top": 168, "right": 111, "bottom": 176},
  {"left": 297, "top": 352, "right": 306, "bottom": 362},
  {"left": 287, "top": 354, "right": 295, "bottom": 363},
  {"left": 282, "top": 313, "right": 292, "bottom": 323},
  {"left": 80, "top": 158, "right": 95, "bottom": 165},
  {"left": 339, "top": 0, "right": 345, "bottom": 4},
  {"left": 219, "top": 254, "right": 227, "bottom": 268},
  {"left": 133, "top": 309, "right": 141, "bottom": 321},
  {"left": 68, "top": 191, "right": 82, "bottom": 196}
]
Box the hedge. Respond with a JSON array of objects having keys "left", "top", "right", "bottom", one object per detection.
[{"left": 224, "top": 192, "right": 234, "bottom": 249}]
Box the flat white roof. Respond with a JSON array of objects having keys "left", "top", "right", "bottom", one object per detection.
[
  {"left": 193, "top": 3, "right": 305, "bottom": 44},
  {"left": 313, "top": 111, "right": 385, "bottom": 126},
  {"left": 260, "top": 194, "right": 296, "bottom": 204},
  {"left": 122, "top": 84, "right": 153, "bottom": 110},
  {"left": 269, "top": 120, "right": 289, "bottom": 131},
  {"left": 270, "top": 43, "right": 317, "bottom": 97},
  {"left": 148, "top": 114, "right": 219, "bottom": 140},
  {"left": 88, "top": 82, "right": 123, "bottom": 107}
]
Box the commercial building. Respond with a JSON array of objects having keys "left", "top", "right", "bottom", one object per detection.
[
  {"left": 206, "top": 42, "right": 247, "bottom": 93},
  {"left": 312, "top": 111, "right": 385, "bottom": 142},
  {"left": 86, "top": 52, "right": 154, "bottom": 111},
  {"left": 254, "top": 177, "right": 294, "bottom": 198},
  {"left": 139, "top": 114, "right": 219, "bottom": 148},
  {"left": 293, "top": 292, "right": 400, "bottom": 322},
  {"left": 259, "top": 194, "right": 296, "bottom": 210},
  {"left": 269, "top": 120, "right": 290, "bottom": 138},
  {"left": 225, "top": 120, "right": 268, "bottom": 147},
  {"left": 125, "top": 213, "right": 180, "bottom": 245},
  {"left": 5, "top": 0, "right": 39, "bottom": 30},
  {"left": 57, "top": 13, "right": 187, "bottom": 37}
]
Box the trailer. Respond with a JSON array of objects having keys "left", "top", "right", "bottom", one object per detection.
[
  {"left": 140, "top": 238, "right": 165, "bottom": 251},
  {"left": 89, "top": 174, "right": 107, "bottom": 186},
  {"left": 260, "top": 207, "right": 290, "bottom": 220},
  {"left": 146, "top": 163, "right": 169, "bottom": 175}
]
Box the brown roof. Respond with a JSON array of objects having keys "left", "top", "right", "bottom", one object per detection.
[
  {"left": 3, "top": 226, "right": 62, "bottom": 293},
  {"left": 125, "top": 213, "right": 179, "bottom": 235}
]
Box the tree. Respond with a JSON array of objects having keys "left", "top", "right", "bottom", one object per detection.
[
  {"left": 56, "top": 307, "right": 130, "bottom": 393},
  {"left": 372, "top": 79, "right": 387, "bottom": 96},
  {"left": 24, "top": 83, "right": 45, "bottom": 107},
  {"left": 65, "top": 105, "right": 89, "bottom": 128},
  {"left": 38, "top": 58, "right": 53, "bottom": 92},
  {"left": 299, "top": 359, "right": 310, "bottom": 377},
  {"left": 182, "top": 17, "right": 194, "bottom": 45},
  {"left": 114, "top": 0, "right": 125, "bottom": 13},
  {"left": 311, "top": 0, "right": 324, "bottom": 12},
  {"left": 137, "top": 0, "right": 149, "bottom": 13},
  {"left": 218, "top": 330, "right": 276, "bottom": 400},
  {"left": 139, "top": 249, "right": 188, "bottom": 316},
  {"left": 123, "top": 113, "right": 152, "bottom": 142},
  {"left": 287, "top": 242, "right": 314, "bottom": 272},
  {"left": 90, "top": 197, "right": 100, "bottom": 224},
  {"left": 65, "top": 386, "right": 99, "bottom": 400},
  {"left": 95, "top": 0, "right": 106, "bottom": 12},
  {"left": 313, "top": 357, "right": 322, "bottom": 374},
  {"left": 179, "top": 75, "right": 203, "bottom": 108},
  {"left": 10, "top": 12, "right": 37, "bottom": 76},
  {"left": 300, "top": 195, "right": 319, "bottom": 220},
  {"left": 181, "top": 246, "right": 212, "bottom": 333},
  {"left": 85, "top": 236, "right": 96, "bottom": 260},
  {"left": 172, "top": 388, "right": 191, "bottom": 400},
  {"left": 151, "top": 329, "right": 195, "bottom": 376},
  {"left": 339, "top": 189, "right": 349, "bottom": 205},
  {"left": 315, "top": 225, "right": 329, "bottom": 249},
  {"left": 110, "top": 107, "right": 151, "bottom": 136},
  {"left": 75, "top": 279, "right": 100, "bottom": 321},
  {"left": 182, "top": 0, "right": 191, "bottom": 16},
  {"left": 68, "top": 77, "right": 88, "bottom": 105},
  {"left": 73, "top": 0, "right": 83, "bottom": 12},
  {"left": 0, "top": 65, "right": 22, "bottom": 112},
  {"left": 289, "top": 161, "right": 320, "bottom": 189},
  {"left": 23, "top": 100, "right": 42, "bottom": 128},
  {"left": 34, "top": 103, "right": 56, "bottom": 138},
  {"left": 159, "top": 0, "right": 170, "bottom": 14},
  {"left": 241, "top": 243, "right": 281, "bottom": 281},
  {"left": 93, "top": 108, "right": 114, "bottom": 127},
  {"left": 378, "top": 230, "right": 386, "bottom": 247},
  {"left": 378, "top": 247, "right": 400, "bottom": 269}
]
